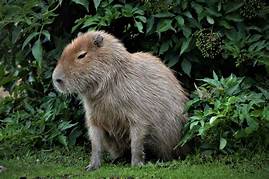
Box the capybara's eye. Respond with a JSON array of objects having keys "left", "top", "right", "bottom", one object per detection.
[{"left": 77, "top": 52, "right": 87, "bottom": 59}]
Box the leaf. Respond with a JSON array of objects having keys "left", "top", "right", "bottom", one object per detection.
[
  {"left": 81, "top": 17, "right": 98, "bottom": 29},
  {"left": 190, "top": 121, "right": 199, "bottom": 130},
  {"left": 165, "top": 52, "right": 179, "bottom": 67},
  {"left": 218, "top": 1, "right": 222, "bottom": 11},
  {"left": 32, "top": 39, "right": 43, "bottom": 68},
  {"left": 12, "top": 26, "right": 21, "bottom": 44},
  {"left": 191, "top": 2, "right": 203, "bottom": 14},
  {"left": 225, "top": 2, "right": 244, "bottom": 14},
  {"left": 58, "top": 135, "right": 68, "bottom": 147},
  {"left": 226, "top": 83, "right": 241, "bottom": 95},
  {"left": 219, "top": 137, "right": 227, "bottom": 150},
  {"left": 42, "top": 30, "right": 51, "bottom": 41},
  {"left": 206, "top": 16, "right": 214, "bottom": 24},
  {"left": 180, "top": 37, "right": 192, "bottom": 56},
  {"left": 213, "top": 71, "right": 218, "bottom": 80},
  {"left": 257, "top": 87, "right": 269, "bottom": 100},
  {"left": 218, "top": 20, "right": 231, "bottom": 29},
  {"left": 181, "top": 58, "right": 192, "bottom": 77},
  {"left": 58, "top": 121, "right": 77, "bottom": 131},
  {"left": 183, "top": 11, "right": 193, "bottom": 19},
  {"left": 157, "top": 19, "right": 172, "bottom": 33},
  {"left": 153, "top": 12, "right": 175, "bottom": 18},
  {"left": 246, "top": 117, "right": 259, "bottom": 133},
  {"left": 209, "top": 115, "right": 224, "bottom": 125},
  {"left": 184, "top": 98, "right": 200, "bottom": 113},
  {"left": 146, "top": 16, "right": 154, "bottom": 34},
  {"left": 225, "top": 14, "right": 243, "bottom": 22},
  {"left": 135, "top": 21, "right": 143, "bottom": 33},
  {"left": 175, "top": 16, "right": 184, "bottom": 27},
  {"left": 132, "top": 8, "right": 144, "bottom": 16},
  {"left": 159, "top": 41, "right": 170, "bottom": 55},
  {"left": 262, "top": 106, "right": 269, "bottom": 121},
  {"left": 22, "top": 32, "right": 39, "bottom": 50},
  {"left": 200, "top": 78, "right": 220, "bottom": 87},
  {"left": 247, "top": 34, "right": 262, "bottom": 43},
  {"left": 68, "top": 127, "right": 83, "bottom": 146},
  {"left": 72, "top": 0, "right": 89, "bottom": 12},
  {"left": 247, "top": 26, "right": 262, "bottom": 33},
  {"left": 136, "top": 16, "right": 146, "bottom": 23},
  {"left": 182, "top": 26, "right": 192, "bottom": 38},
  {"left": 205, "top": 7, "right": 222, "bottom": 17}
]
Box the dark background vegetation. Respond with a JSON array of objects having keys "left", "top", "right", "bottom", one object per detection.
[{"left": 0, "top": 0, "right": 268, "bottom": 158}]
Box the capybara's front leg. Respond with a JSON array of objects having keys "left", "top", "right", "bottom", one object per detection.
[
  {"left": 102, "top": 135, "right": 124, "bottom": 161},
  {"left": 85, "top": 124, "right": 104, "bottom": 171},
  {"left": 130, "top": 125, "right": 145, "bottom": 166}
]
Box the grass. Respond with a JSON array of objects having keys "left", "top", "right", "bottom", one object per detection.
[{"left": 0, "top": 147, "right": 269, "bottom": 179}]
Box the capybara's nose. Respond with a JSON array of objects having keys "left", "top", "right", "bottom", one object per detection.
[
  {"left": 55, "top": 78, "right": 63, "bottom": 84},
  {"left": 52, "top": 65, "right": 65, "bottom": 84}
]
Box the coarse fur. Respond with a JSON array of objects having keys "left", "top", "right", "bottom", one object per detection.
[{"left": 52, "top": 31, "right": 189, "bottom": 171}]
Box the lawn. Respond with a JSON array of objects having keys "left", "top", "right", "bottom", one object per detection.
[{"left": 0, "top": 147, "right": 268, "bottom": 179}]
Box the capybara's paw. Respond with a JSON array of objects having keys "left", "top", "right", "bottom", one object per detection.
[
  {"left": 131, "top": 159, "right": 144, "bottom": 167},
  {"left": 85, "top": 162, "right": 101, "bottom": 171},
  {"left": 0, "top": 165, "right": 7, "bottom": 173}
]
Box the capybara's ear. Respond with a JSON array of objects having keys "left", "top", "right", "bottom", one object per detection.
[{"left": 93, "top": 34, "right": 104, "bottom": 47}]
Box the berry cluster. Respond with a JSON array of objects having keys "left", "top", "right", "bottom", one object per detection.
[
  {"left": 144, "top": 0, "right": 173, "bottom": 13},
  {"left": 195, "top": 30, "right": 223, "bottom": 59},
  {"left": 236, "top": 51, "right": 250, "bottom": 67},
  {"left": 240, "top": 0, "right": 264, "bottom": 19}
]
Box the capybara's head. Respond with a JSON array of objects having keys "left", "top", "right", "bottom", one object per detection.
[{"left": 52, "top": 31, "right": 125, "bottom": 94}]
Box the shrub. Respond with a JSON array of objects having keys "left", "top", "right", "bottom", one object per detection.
[{"left": 180, "top": 72, "right": 269, "bottom": 154}]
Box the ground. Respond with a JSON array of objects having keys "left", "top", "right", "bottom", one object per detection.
[{"left": 0, "top": 147, "right": 268, "bottom": 179}]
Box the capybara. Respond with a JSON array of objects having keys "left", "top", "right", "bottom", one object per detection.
[{"left": 52, "top": 31, "right": 188, "bottom": 171}]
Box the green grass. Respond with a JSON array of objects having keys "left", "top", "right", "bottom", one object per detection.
[{"left": 0, "top": 147, "right": 269, "bottom": 179}]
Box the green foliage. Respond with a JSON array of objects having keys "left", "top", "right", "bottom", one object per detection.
[
  {"left": 223, "top": 28, "right": 269, "bottom": 67},
  {"left": 180, "top": 72, "right": 269, "bottom": 153},
  {"left": 0, "top": 0, "right": 85, "bottom": 154},
  {"left": 0, "top": 0, "right": 269, "bottom": 154}
]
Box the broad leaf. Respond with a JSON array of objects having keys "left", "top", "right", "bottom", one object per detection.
[
  {"left": 225, "top": 2, "right": 244, "bottom": 14},
  {"left": 58, "top": 135, "right": 68, "bottom": 147},
  {"left": 206, "top": 16, "right": 214, "bottom": 24},
  {"left": 157, "top": 19, "right": 172, "bottom": 33},
  {"left": 42, "top": 30, "right": 51, "bottom": 41},
  {"left": 146, "top": 16, "right": 154, "bottom": 34},
  {"left": 153, "top": 12, "right": 175, "bottom": 18},
  {"left": 93, "top": 0, "right": 101, "bottom": 10},
  {"left": 175, "top": 16, "right": 184, "bottom": 27},
  {"left": 32, "top": 39, "right": 43, "bottom": 68},
  {"left": 72, "top": 0, "right": 89, "bottom": 12},
  {"left": 22, "top": 32, "right": 39, "bottom": 49},
  {"left": 165, "top": 52, "right": 178, "bottom": 67},
  {"left": 159, "top": 41, "right": 170, "bottom": 55},
  {"left": 180, "top": 37, "right": 192, "bottom": 56},
  {"left": 181, "top": 58, "right": 192, "bottom": 77},
  {"left": 135, "top": 21, "right": 143, "bottom": 33},
  {"left": 219, "top": 137, "right": 227, "bottom": 150}
]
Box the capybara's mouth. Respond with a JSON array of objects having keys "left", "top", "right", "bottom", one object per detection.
[{"left": 52, "top": 80, "right": 66, "bottom": 94}]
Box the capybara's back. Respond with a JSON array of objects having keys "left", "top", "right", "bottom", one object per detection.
[{"left": 52, "top": 31, "right": 188, "bottom": 170}]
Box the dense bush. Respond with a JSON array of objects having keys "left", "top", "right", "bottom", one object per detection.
[
  {"left": 0, "top": 0, "right": 268, "bottom": 155},
  {"left": 180, "top": 72, "right": 269, "bottom": 153}
]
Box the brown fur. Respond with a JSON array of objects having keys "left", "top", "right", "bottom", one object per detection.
[{"left": 52, "top": 31, "right": 188, "bottom": 171}]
